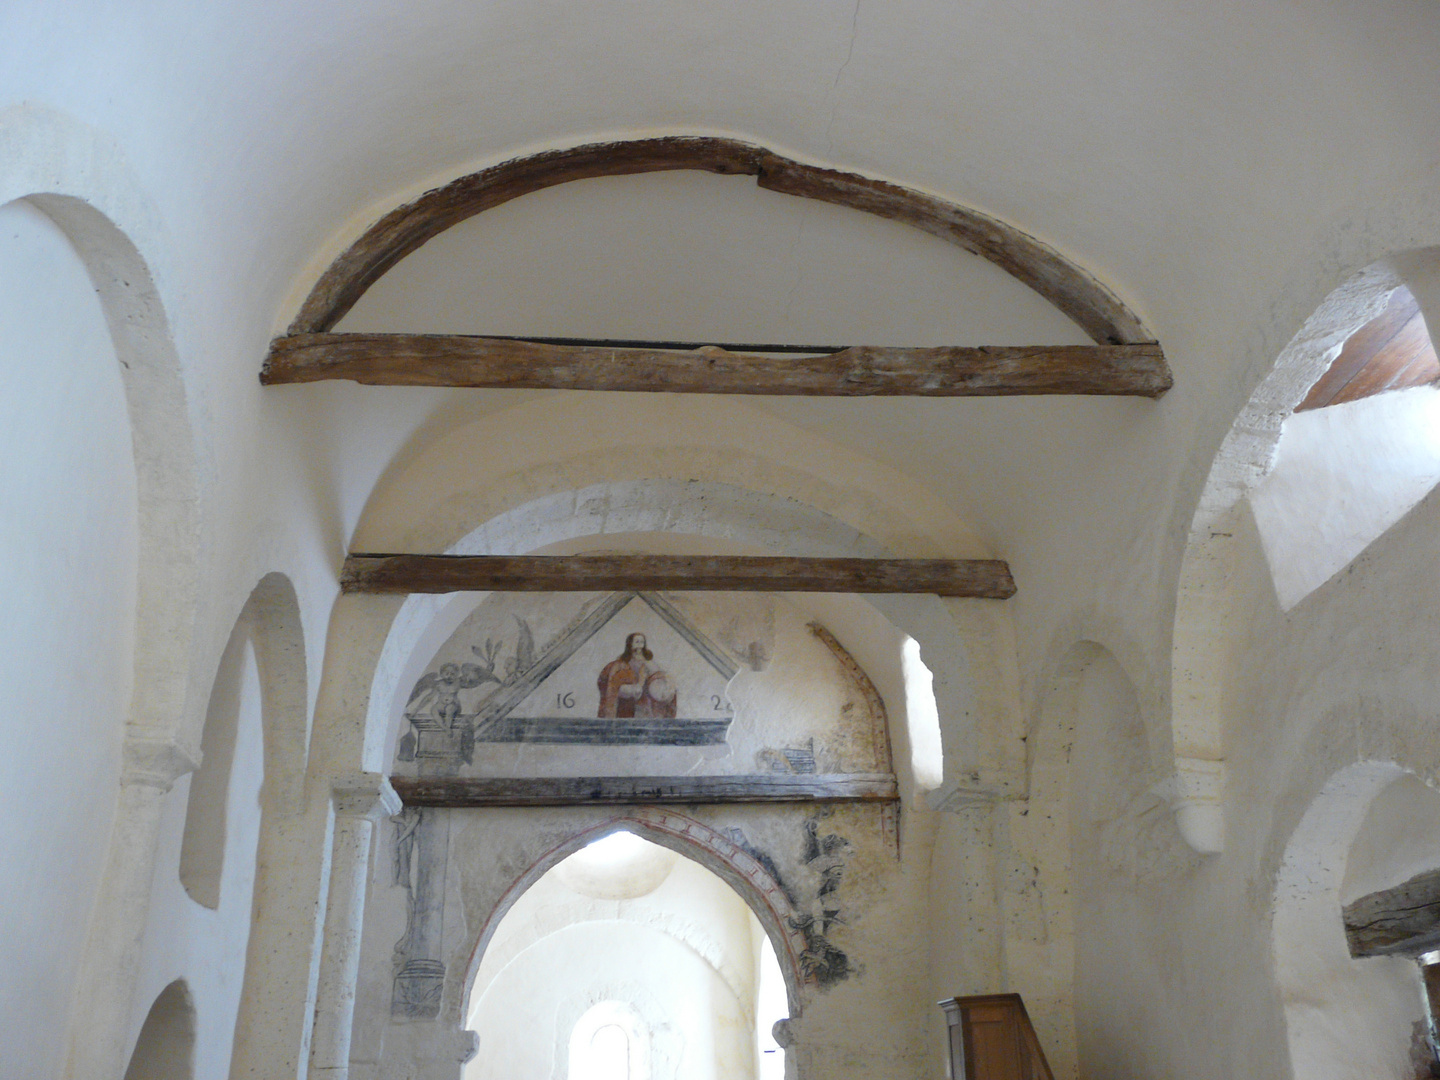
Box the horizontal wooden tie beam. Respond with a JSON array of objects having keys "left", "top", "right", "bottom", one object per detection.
[
  {"left": 262, "top": 333, "right": 1171, "bottom": 398},
  {"left": 1344, "top": 867, "right": 1440, "bottom": 958},
  {"left": 341, "top": 554, "right": 1016, "bottom": 598},
  {"left": 391, "top": 773, "right": 899, "bottom": 808}
]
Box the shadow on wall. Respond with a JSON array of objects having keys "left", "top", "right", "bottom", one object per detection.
[
  {"left": 179, "top": 572, "right": 310, "bottom": 909},
  {"left": 1172, "top": 248, "right": 1440, "bottom": 858},
  {"left": 1273, "top": 763, "right": 1440, "bottom": 1080},
  {"left": 122, "top": 980, "right": 195, "bottom": 1080}
]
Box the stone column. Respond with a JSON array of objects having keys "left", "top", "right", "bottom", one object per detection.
[
  {"left": 228, "top": 793, "right": 334, "bottom": 1080},
  {"left": 62, "top": 731, "right": 198, "bottom": 1080},
  {"left": 310, "top": 773, "right": 401, "bottom": 1080}
]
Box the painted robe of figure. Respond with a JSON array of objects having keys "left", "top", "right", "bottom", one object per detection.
[{"left": 597, "top": 632, "right": 678, "bottom": 719}]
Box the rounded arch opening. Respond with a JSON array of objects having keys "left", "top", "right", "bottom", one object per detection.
[
  {"left": 0, "top": 103, "right": 205, "bottom": 1080},
  {"left": 1171, "top": 249, "right": 1440, "bottom": 854},
  {"left": 1272, "top": 761, "right": 1440, "bottom": 1080},
  {"left": 567, "top": 1000, "right": 651, "bottom": 1080},
  {"left": 361, "top": 473, "right": 979, "bottom": 792},
  {"left": 178, "top": 571, "right": 308, "bottom": 908}
]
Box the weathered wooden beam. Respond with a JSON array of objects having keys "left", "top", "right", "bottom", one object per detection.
[
  {"left": 340, "top": 554, "right": 1017, "bottom": 598},
  {"left": 391, "top": 772, "right": 899, "bottom": 808},
  {"left": 1344, "top": 867, "right": 1440, "bottom": 958},
  {"left": 287, "top": 136, "right": 1152, "bottom": 346},
  {"left": 262, "top": 334, "right": 1171, "bottom": 398}
]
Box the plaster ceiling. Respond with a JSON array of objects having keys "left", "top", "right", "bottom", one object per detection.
[{"left": 6, "top": 0, "right": 1440, "bottom": 668}]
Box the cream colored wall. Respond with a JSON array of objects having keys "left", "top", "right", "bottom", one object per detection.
[
  {"left": 0, "top": 197, "right": 138, "bottom": 1080},
  {"left": 4, "top": 4, "right": 1440, "bottom": 1079},
  {"left": 129, "top": 634, "right": 265, "bottom": 1080}
]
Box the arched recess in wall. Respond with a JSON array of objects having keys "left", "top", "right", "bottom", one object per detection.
[
  {"left": 180, "top": 572, "right": 309, "bottom": 906},
  {"left": 21, "top": 191, "right": 201, "bottom": 754},
  {"left": 1023, "top": 642, "right": 1196, "bottom": 1080},
  {"left": 1170, "top": 249, "right": 1440, "bottom": 854},
  {"left": 462, "top": 813, "right": 810, "bottom": 1022},
  {"left": 121, "top": 979, "right": 196, "bottom": 1080},
  {"left": 286, "top": 136, "right": 1151, "bottom": 346},
  {"left": 1272, "top": 761, "right": 1440, "bottom": 1080},
  {"left": 0, "top": 103, "right": 205, "bottom": 1080},
  {"left": 361, "top": 474, "right": 979, "bottom": 793}
]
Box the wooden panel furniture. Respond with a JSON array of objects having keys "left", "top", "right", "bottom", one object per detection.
[{"left": 939, "top": 994, "right": 1055, "bottom": 1080}]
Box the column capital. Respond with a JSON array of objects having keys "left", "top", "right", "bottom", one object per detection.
[
  {"left": 121, "top": 728, "right": 200, "bottom": 791},
  {"left": 332, "top": 772, "right": 401, "bottom": 821}
]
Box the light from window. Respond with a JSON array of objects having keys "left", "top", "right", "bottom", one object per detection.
[
  {"left": 568, "top": 1002, "right": 646, "bottom": 1080},
  {"left": 584, "top": 1024, "right": 630, "bottom": 1080},
  {"left": 902, "top": 636, "right": 944, "bottom": 790}
]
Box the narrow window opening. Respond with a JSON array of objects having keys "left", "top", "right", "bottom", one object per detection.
[{"left": 901, "top": 636, "right": 944, "bottom": 790}]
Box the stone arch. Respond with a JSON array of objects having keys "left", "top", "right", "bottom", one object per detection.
[
  {"left": 0, "top": 104, "right": 204, "bottom": 1080},
  {"left": 1010, "top": 638, "right": 1193, "bottom": 1080},
  {"left": 287, "top": 135, "right": 1151, "bottom": 345},
  {"left": 1271, "top": 760, "right": 1430, "bottom": 1080},
  {"left": 178, "top": 570, "right": 308, "bottom": 900},
  {"left": 227, "top": 571, "right": 319, "bottom": 1079},
  {"left": 363, "top": 477, "right": 979, "bottom": 789},
  {"left": 1169, "top": 253, "right": 1437, "bottom": 854},
  {"left": 461, "top": 810, "right": 810, "bottom": 1021}
]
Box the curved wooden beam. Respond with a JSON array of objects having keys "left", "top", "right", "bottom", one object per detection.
[{"left": 288, "top": 136, "right": 1151, "bottom": 345}]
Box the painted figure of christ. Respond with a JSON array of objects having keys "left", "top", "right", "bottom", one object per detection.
[{"left": 596, "top": 632, "right": 678, "bottom": 719}]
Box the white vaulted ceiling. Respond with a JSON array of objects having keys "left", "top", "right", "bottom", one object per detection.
[{"left": 4, "top": 0, "right": 1439, "bottom": 679}]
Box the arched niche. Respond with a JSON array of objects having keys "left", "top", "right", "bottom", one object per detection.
[
  {"left": 181, "top": 572, "right": 308, "bottom": 904},
  {"left": 287, "top": 136, "right": 1151, "bottom": 347},
  {"left": 0, "top": 103, "right": 203, "bottom": 1080},
  {"left": 1170, "top": 248, "right": 1440, "bottom": 854},
  {"left": 362, "top": 477, "right": 977, "bottom": 795},
  {"left": 0, "top": 189, "right": 141, "bottom": 1078},
  {"left": 1032, "top": 643, "right": 1195, "bottom": 1080},
  {"left": 1272, "top": 761, "right": 1440, "bottom": 1080},
  {"left": 225, "top": 571, "right": 320, "bottom": 1080},
  {"left": 122, "top": 979, "right": 196, "bottom": 1080}
]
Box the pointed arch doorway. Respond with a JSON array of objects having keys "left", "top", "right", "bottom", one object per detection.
[{"left": 463, "top": 821, "right": 796, "bottom": 1080}]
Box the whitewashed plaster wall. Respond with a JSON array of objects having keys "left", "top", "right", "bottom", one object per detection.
[
  {"left": 1051, "top": 478, "right": 1440, "bottom": 1080},
  {"left": 0, "top": 196, "right": 139, "bottom": 1080},
  {"left": 1251, "top": 385, "right": 1440, "bottom": 610},
  {"left": 127, "top": 633, "right": 266, "bottom": 1079},
  {"left": 3, "top": 4, "right": 1440, "bottom": 1080}
]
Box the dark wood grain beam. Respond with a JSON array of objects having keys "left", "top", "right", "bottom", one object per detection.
[
  {"left": 391, "top": 772, "right": 899, "bottom": 808},
  {"left": 340, "top": 554, "right": 1016, "bottom": 598},
  {"left": 286, "top": 136, "right": 1153, "bottom": 346},
  {"left": 263, "top": 334, "right": 1171, "bottom": 398},
  {"left": 1344, "top": 867, "right": 1440, "bottom": 958}
]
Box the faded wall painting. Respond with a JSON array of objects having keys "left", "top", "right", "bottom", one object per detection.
[
  {"left": 393, "top": 590, "right": 891, "bottom": 778},
  {"left": 365, "top": 589, "right": 908, "bottom": 1072}
]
